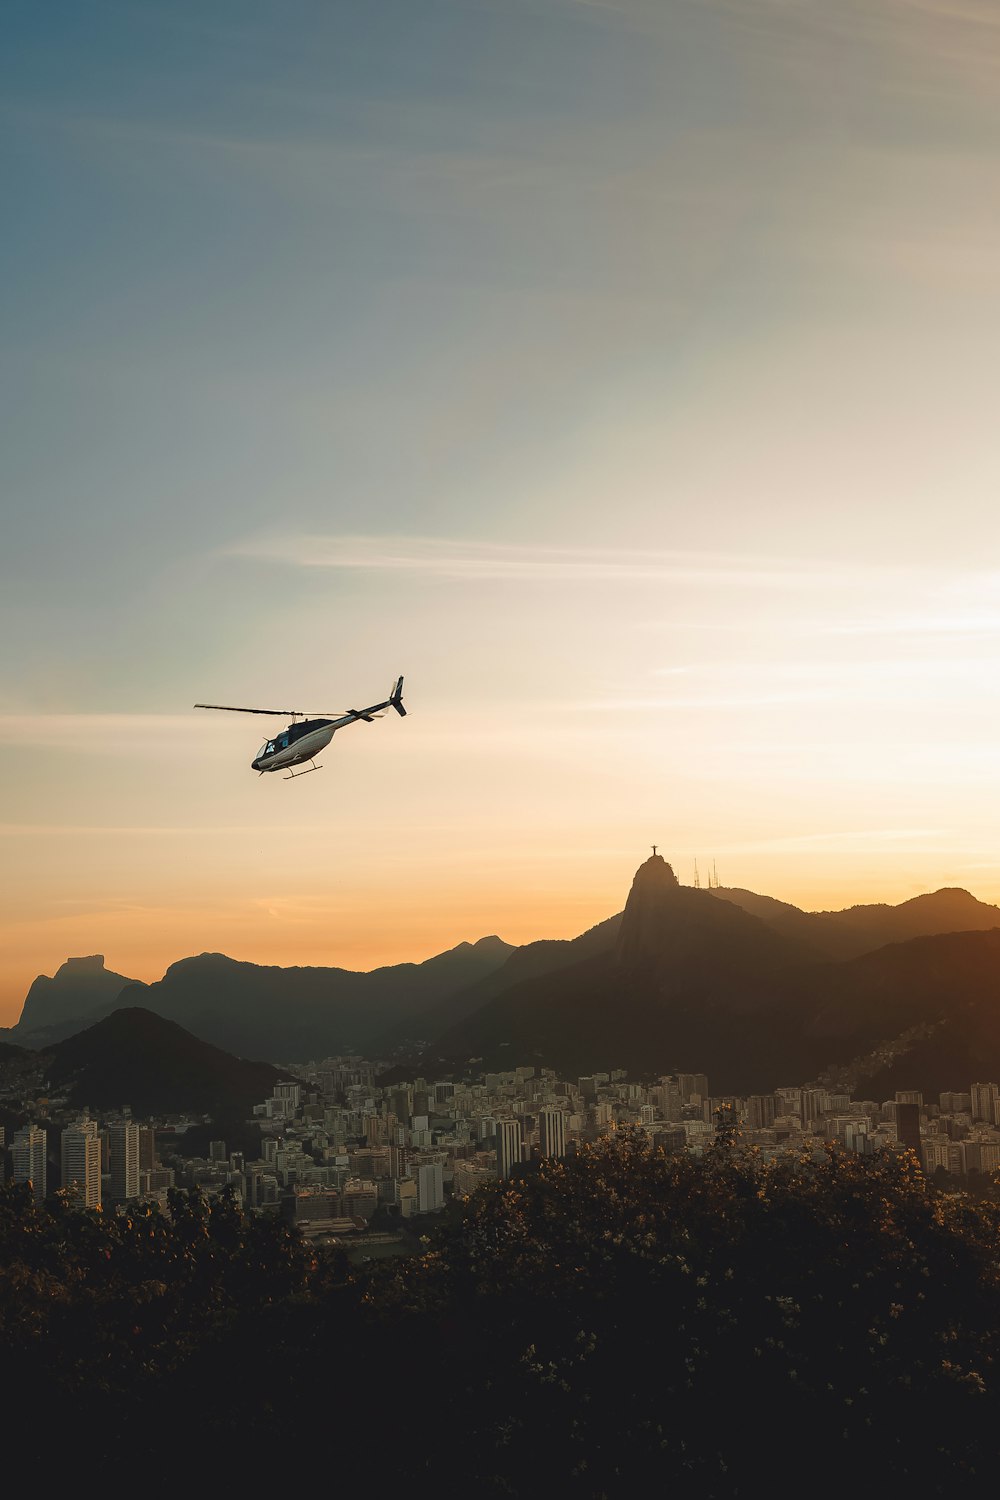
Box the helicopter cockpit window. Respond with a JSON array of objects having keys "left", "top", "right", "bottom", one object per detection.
[{"left": 260, "top": 741, "right": 276, "bottom": 757}]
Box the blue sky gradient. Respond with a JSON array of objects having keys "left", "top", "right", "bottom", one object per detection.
[{"left": 4, "top": 1, "right": 1000, "bottom": 1015}]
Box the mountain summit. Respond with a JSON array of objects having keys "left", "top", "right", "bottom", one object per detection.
[
  {"left": 614, "top": 853, "right": 807, "bottom": 977},
  {"left": 429, "top": 852, "right": 1000, "bottom": 1091},
  {"left": 17, "top": 955, "right": 138, "bottom": 1038},
  {"left": 615, "top": 854, "right": 680, "bottom": 963},
  {"left": 43, "top": 1007, "right": 289, "bottom": 1116},
  {"left": 431, "top": 853, "right": 810, "bottom": 1078}
]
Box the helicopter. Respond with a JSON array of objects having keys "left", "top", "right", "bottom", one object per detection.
[{"left": 195, "top": 676, "right": 406, "bottom": 779}]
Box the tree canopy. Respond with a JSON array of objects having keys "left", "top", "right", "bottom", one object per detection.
[{"left": 3, "top": 1134, "right": 999, "bottom": 1493}]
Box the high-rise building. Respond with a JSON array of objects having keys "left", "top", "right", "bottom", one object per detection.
[
  {"left": 775, "top": 1086, "right": 803, "bottom": 1119},
  {"left": 390, "top": 1088, "right": 412, "bottom": 1124},
  {"left": 538, "top": 1108, "right": 567, "bottom": 1160},
  {"left": 342, "top": 1178, "right": 378, "bottom": 1221},
  {"left": 843, "top": 1121, "right": 871, "bottom": 1154},
  {"left": 653, "top": 1082, "right": 683, "bottom": 1122},
  {"left": 245, "top": 1170, "right": 280, "bottom": 1208},
  {"left": 922, "top": 1138, "right": 951, "bottom": 1174},
  {"left": 800, "top": 1088, "right": 830, "bottom": 1126},
  {"left": 748, "top": 1094, "right": 778, "bottom": 1131},
  {"left": 397, "top": 1178, "right": 418, "bottom": 1218},
  {"left": 291, "top": 1188, "right": 342, "bottom": 1224},
  {"left": 453, "top": 1161, "right": 495, "bottom": 1198},
  {"left": 895, "top": 1102, "right": 922, "bottom": 1159},
  {"left": 970, "top": 1082, "right": 999, "bottom": 1125},
  {"left": 496, "top": 1120, "right": 522, "bottom": 1180},
  {"left": 61, "top": 1119, "right": 101, "bottom": 1209},
  {"left": 108, "top": 1120, "right": 140, "bottom": 1204},
  {"left": 12, "top": 1125, "right": 47, "bottom": 1202},
  {"left": 678, "top": 1073, "right": 709, "bottom": 1103},
  {"left": 138, "top": 1127, "right": 158, "bottom": 1172},
  {"left": 416, "top": 1162, "right": 444, "bottom": 1213}
]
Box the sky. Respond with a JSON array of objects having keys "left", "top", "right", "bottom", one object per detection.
[{"left": 3, "top": 0, "right": 1000, "bottom": 1023}]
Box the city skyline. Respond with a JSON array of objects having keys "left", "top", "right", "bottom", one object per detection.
[{"left": 5, "top": 2, "right": 1000, "bottom": 1019}]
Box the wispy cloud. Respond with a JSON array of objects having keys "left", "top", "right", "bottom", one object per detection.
[
  {"left": 573, "top": 692, "right": 837, "bottom": 711},
  {"left": 227, "top": 534, "right": 909, "bottom": 589},
  {"left": 577, "top": 654, "right": 1000, "bottom": 713},
  {"left": 0, "top": 825, "right": 259, "bottom": 838},
  {"left": 0, "top": 714, "right": 229, "bottom": 753},
  {"left": 727, "top": 827, "right": 949, "bottom": 854},
  {"left": 704, "top": 0, "right": 1000, "bottom": 48},
  {"left": 833, "top": 611, "right": 1000, "bottom": 637}
]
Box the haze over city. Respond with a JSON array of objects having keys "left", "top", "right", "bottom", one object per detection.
[{"left": 4, "top": 0, "right": 1000, "bottom": 1021}]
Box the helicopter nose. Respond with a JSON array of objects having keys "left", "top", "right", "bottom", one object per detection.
[{"left": 251, "top": 758, "right": 261, "bottom": 771}]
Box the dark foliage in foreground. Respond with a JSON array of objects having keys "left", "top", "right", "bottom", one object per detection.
[{"left": 3, "top": 1135, "right": 1000, "bottom": 1494}]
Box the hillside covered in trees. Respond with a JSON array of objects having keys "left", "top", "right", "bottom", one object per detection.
[{"left": 3, "top": 1134, "right": 999, "bottom": 1492}]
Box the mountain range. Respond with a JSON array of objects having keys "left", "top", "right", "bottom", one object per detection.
[
  {"left": 8, "top": 937, "right": 515, "bottom": 1058},
  {"left": 9, "top": 857, "right": 1000, "bottom": 1096},
  {"left": 422, "top": 857, "right": 1000, "bottom": 1096}
]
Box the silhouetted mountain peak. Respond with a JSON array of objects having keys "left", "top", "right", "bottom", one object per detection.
[
  {"left": 60, "top": 954, "right": 109, "bottom": 976},
  {"left": 887, "top": 887, "right": 991, "bottom": 918},
  {"left": 631, "top": 853, "right": 681, "bottom": 890},
  {"left": 470, "top": 935, "right": 510, "bottom": 954},
  {"left": 613, "top": 854, "right": 806, "bottom": 975},
  {"left": 16, "top": 954, "right": 138, "bottom": 1035},
  {"left": 72, "top": 1006, "right": 181, "bottom": 1044},
  {"left": 616, "top": 853, "right": 685, "bottom": 963},
  {"left": 44, "top": 1006, "right": 290, "bottom": 1116},
  {"left": 163, "top": 952, "right": 243, "bottom": 978}
]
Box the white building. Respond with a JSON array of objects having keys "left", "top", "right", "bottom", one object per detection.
[
  {"left": 496, "top": 1119, "right": 522, "bottom": 1180},
  {"left": 61, "top": 1119, "right": 102, "bottom": 1209},
  {"left": 273, "top": 1081, "right": 302, "bottom": 1110},
  {"left": 416, "top": 1162, "right": 444, "bottom": 1214},
  {"left": 453, "top": 1161, "right": 495, "bottom": 1198},
  {"left": 538, "top": 1108, "right": 567, "bottom": 1160},
  {"left": 12, "top": 1125, "right": 47, "bottom": 1202}
]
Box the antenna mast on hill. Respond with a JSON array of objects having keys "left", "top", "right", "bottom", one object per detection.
[
  {"left": 711, "top": 859, "right": 720, "bottom": 889},
  {"left": 693, "top": 859, "right": 701, "bottom": 889}
]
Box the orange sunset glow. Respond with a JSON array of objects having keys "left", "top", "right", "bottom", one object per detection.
[{"left": 5, "top": 2, "right": 1000, "bottom": 1026}]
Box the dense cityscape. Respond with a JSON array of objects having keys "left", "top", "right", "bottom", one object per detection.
[{"left": 7, "top": 1054, "right": 1000, "bottom": 1245}]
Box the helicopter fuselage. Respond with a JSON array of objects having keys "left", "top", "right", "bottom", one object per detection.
[
  {"left": 252, "top": 718, "right": 337, "bottom": 773},
  {"left": 196, "top": 675, "right": 405, "bottom": 778}
]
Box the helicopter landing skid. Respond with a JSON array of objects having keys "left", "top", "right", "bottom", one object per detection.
[{"left": 284, "top": 761, "right": 322, "bottom": 781}]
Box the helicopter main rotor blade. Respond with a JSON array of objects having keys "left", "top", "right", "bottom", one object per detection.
[{"left": 194, "top": 703, "right": 303, "bottom": 717}]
